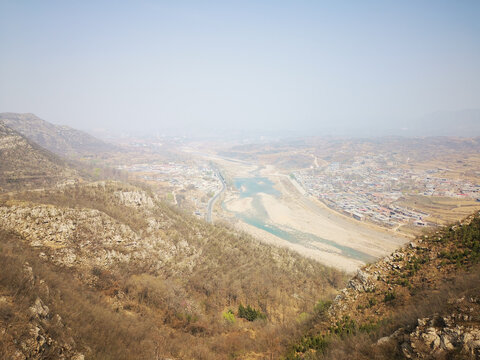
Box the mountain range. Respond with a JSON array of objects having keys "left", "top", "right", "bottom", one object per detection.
[
  {"left": 0, "top": 121, "right": 78, "bottom": 190},
  {"left": 0, "top": 112, "right": 479, "bottom": 359},
  {"left": 0, "top": 112, "right": 117, "bottom": 158}
]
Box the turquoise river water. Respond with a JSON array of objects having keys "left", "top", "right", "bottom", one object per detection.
[{"left": 227, "top": 177, "right": 376, "bottom": 264}]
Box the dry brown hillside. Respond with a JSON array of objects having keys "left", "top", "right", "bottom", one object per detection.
[
  {"left": 0, "top": 122, "right": 78, "bottom": 191},
  {"left": 0, "top": 113, "right": 116, "bottom": 158},
  {"left": 287, "top": 211, "right": 480, "bottom": 359},
  {"left": 0, "top": 181, "right": 346, "bottom": 359}
]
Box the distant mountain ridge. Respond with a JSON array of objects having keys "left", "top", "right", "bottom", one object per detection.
[
  {"left": 0, "top": 112, "right": 117, "bottom": 158},
  {"left": 0, "top": 122, "right": 77, "bottom": 190}
]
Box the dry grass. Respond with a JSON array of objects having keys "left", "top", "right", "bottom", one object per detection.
[
  {"left": 0, "top": 181, "right": 348, "bottom": 359},
  {"left": 315, "top": 269, "right": 480, "bottom": 360},
  {"left": 399, "top": 195, "right": 480, "bottom": 225},
  {"left": 288, "top": 212, "right": 480, "bottom": 359}
]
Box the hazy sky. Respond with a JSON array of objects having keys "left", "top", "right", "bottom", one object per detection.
[{"left": 1, "top": 1, "right": 479, "bottom": 136}]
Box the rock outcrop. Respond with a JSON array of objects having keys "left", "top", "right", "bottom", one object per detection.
[
  {"left": 0, "top": 267, "right": 84, "bottom": 360},
  {"left": 295, "top": 211, "right": 480, "bottom": 359}
]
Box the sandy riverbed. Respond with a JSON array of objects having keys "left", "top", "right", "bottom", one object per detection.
[
  {"left": 236, "top": 221, "right": 365, "bottom": 273},
  {"left": 223, "top": 195, "right": 253, "bottom": 213},
  {"left": 259, "top": 191, "right": 404, "bottom": 258},
  {"left": 214, "top": 159, "right": 408, "bottom": 273}
]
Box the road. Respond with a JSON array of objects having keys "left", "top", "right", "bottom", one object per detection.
[{"left": 206, "top": 170, "right": 226, "bottom": 223}]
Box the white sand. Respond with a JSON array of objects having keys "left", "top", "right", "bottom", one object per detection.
[
  {"left": 259, "top": 192, "right": 403, "bottom": 258},
  {"left": 212, "top": 157, "right": 408, "bottom": 273},
  {"left": 236, "top": 221, "right": 364, "bottom": 273},
  {"left": 223, "top": 196, "right": 253, "bottom": 213}
]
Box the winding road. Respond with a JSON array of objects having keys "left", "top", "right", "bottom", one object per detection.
[{"left": 206, "top": 170, "right": 226, "bottom": 223}]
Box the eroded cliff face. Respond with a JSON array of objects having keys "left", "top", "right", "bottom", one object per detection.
[
  {"left": 0, "top": 205, "right": 141, "bottom": 267},
  {"left": 0, "top": 185, "right": 197, "bottom": 282}
]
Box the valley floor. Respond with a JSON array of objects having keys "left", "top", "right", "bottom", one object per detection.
[{"left": 214, "top": 159, "right": 408, "bottom": 273}]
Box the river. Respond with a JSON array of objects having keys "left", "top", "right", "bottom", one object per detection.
[{"left": 225, "top": 176, "right": 377, "bottom": 264}]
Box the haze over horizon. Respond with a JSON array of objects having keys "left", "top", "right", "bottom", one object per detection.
[{"left": 1, "top": 1, "right": 479, "bottom": 137}]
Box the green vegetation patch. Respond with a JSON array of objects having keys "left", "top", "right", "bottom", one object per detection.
[{"left": 237, "top": 304, "right": 266, "bottom": 322}]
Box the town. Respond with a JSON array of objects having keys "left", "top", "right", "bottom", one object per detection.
[
  {"left": 293, "top": 154, "right": 480, "bottom": 229},
  {"left": 116, "top": 161, "right": 224, "bottom": 219}
]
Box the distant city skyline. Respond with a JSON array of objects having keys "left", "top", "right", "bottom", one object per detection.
[{"left": 1, "top": 1, "right": 479, "bottom": 137}]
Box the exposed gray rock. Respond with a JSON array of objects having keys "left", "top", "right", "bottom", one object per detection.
[
  {"left": 405, "top": 312, "right": 480, "bottom": 358},
  {"left": 115, "top": 190, "right": 154, "bottom": 209},
  {"left": 462, "top": 329, "right": 480, "bottom": 356},
  {"left": 29, "top": 298, "right": 49, "bottom": 320},
  {"left": 347, "top": 269, "right": 376, "bottom": 292},
  {"left": 376, "top": 336, "right": 391, "bottom": 345},
  {"left": 420, "top": 327, "right": 441, "bottom": 350}
]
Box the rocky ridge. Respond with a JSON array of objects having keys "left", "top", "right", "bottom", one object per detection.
[
  {"left": 0, "top": 122, "right": 77, "bottom": 190},
  {"left": 291, "top": 211, "right": 480, "bottom": 359},
  {"left": 1, "top": 180, "right": 343, "bottom": 359},
  {"left": 0, "top": 183, "right": 193, "bottom": 282},
  {"left": 374, "top": 296, "right": 480, "bottom": 359},
  {"left": 0, "top": 112, "right": 116, "bottom": 158}
]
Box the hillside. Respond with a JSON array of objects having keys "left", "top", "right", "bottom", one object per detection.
[
  {"left": 2, "top": 113, "right": 479, "bottom": 359},
  {"left": 0, "top": 181, "right": 346, "bottom": 359},
  {"left": 0, "top": 122, "right": 78, "bottom": 191},
  {"left": 0, "top": 113, "right": 116, "bottom": 158},
  {"left": 219, "top": 136, "right": 480, "bottom": 169},
  {"left": 288, "top": 212, "right": 480, "bottom": 359}
]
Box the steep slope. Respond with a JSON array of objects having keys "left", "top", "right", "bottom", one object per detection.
[
  {"left": 0, "top": 181, "right": 346, "bottom": 359},
  {"left": 0, "top": 122, "right": 78, "bottom": 190},
  {"left": 288, "top": 212, "right": 480, "bottom": 359},
  {"left": 0, "top": 113, "right": 116, "bottom": 158}
]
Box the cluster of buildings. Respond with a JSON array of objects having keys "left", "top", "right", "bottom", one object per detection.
[
  {"left": 293, "top": 155, "right": 480, "bottom": 228},
  {"left": 421, "top": 171, "right": 480, "bottom": 198},
  {"left": 116, "top": 162, "right": 223, "bottom": 217}
]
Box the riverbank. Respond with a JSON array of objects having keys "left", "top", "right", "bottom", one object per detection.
[
  {"left": 216, "top": 159, "right": 408, "bottom": 273},
  {"left": 236, "top": 220, "right": 365, "bottom": 273}
]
